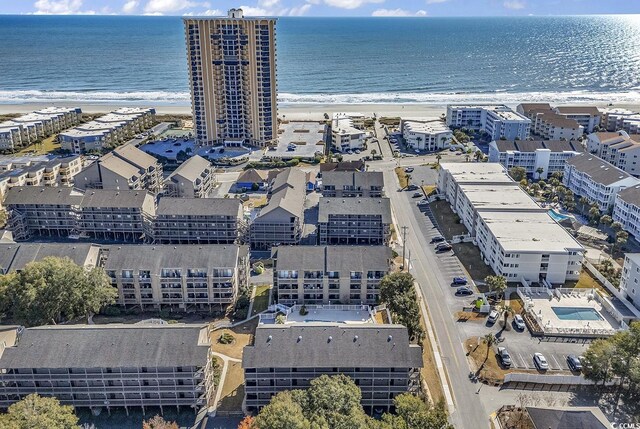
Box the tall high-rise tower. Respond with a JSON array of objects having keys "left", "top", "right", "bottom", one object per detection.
[{"left": 184, "top": 9, "right": 277, "bottom": 147}]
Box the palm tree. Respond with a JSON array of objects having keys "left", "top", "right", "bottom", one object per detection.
[
  {"left": 579, "top": 197, "right": 590, "bottom": 213},
  {"left": 465, "top": 154, "right": 471, "bottom": 162},
  {"left": 371, "top": 149, "right": 377, "bottom": 157},
  {"left": 436, "top": 154, "right": 442, "bottom": 165},
  {"left": 500, "top": 305, "right": 514, "bottom": 329},
  {"left": 482, "top": 333, "right": 496, "bottom": 365},
  {"left": 536, "top": 167, "right": 544, "bottom": 179}
]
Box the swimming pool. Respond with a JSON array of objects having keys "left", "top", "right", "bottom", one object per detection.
[
  {"left": 548, "top": 209, "right": 569, "bottom": 222},
  {"left": 552, "top": 307, "right": 603, "bottom": 321}
]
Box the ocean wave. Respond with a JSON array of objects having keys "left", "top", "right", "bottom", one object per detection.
[{"left": 0, "top": 89, "right": 639, "bottom": 106}]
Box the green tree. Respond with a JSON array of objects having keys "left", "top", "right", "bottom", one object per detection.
[
  {"left": 254, "top": 391, "right": 310, "bottom": 429},
  {"left": 508, "top": 166, "right": 527, "bottom": 182},
  {"left": 1, "top": 257, "right": 116, "bottom": 326},
  {"left": 535, "top": 167, "right": 544, "bottom": 179},
  {"left": 588, "top": 206, "right": 601, "bottom": 225},
  {"left": 0, "top": 394, "right": 80, "bottom": 429},
  {"left": 484, "top": 275, "right": 507, "bottom": 299},
  {"left": 142, "top": 415, "right": 179, "bottom": 429},
  {"left": 499, "top": 304, "right": 514, "bottom": 328},
  {"left": 579, "top": 197, "right": 590, "bottom": 212},
  {"left": 616, "top": 230, "right": 629, "bottom": 252},
  {"left": 600, "top": 215, "right": 613, "bottom": 227},
  {"left": 435, "top": 154, "right": 442, "bottom": 165},
  {"left": 379, "top": 273, "right": 424, "bottom": 342},
  {"left": 482, "top": 333, "right": 496, "bottom": 366},
  {"left": 611, "top": 222, "right": 623, "bottom": 232},
  {"left": 381, "top": 395, "right": 453, "bottom": 429}
]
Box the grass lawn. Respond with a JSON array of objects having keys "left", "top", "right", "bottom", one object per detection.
[
  {"left": 419, "top": 307, "right": 444, "bottom": 404},
  {"left": 17, "top": 134, "right": 60, "bottom": 155},
  {"left": 566, "top": 269, "right": 611, "bottom": 297},
  {"left": 429, "top": 199, "right": 468, "bottom": 239},
  {"left": 243, "top": 195, "right": 268, "bottom": 209},
  {"left": 451, "top": 242, "right": 494, "bottom": 287},
  {"left": 421, "top": 185, "right": 436, "bottom": 196},
  {"left": 464, "top": 337, "right": 515, "bottom": 384},
  {"left": 454, "top": 311, "right": 487, "bottom": 323},
  {"left": 251, "top": 284, "right": 271, "bottom": 316},
  {"left": 216, "top": 361, "right": 245, "bottom": 412},
  {"left": 395, "top": 167, "right": 409, "bottom": 188},
  {"left": 211, "top": 317, "right": 258, "bottom": 360}
]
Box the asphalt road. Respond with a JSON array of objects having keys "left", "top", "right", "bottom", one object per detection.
[{"left": 375, "top": 165, "right": 488, "bottom": 429}]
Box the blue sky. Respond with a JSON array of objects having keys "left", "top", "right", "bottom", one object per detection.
[{"left": 2, "top": 0, "right": 640, "bottom": 16}]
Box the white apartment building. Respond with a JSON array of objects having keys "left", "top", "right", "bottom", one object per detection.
[
  {"left": 437, "top": 162, "right": 514, "bottom": 205},
  {"left": 475, "top": 210, "right": 584, "bottom": 284},
  {"left": 530, "top": 111, "right": 584, "bottom": 140},
  {"left": 400, "top": 118, "right": 453, "bottom": 151},
  {"left": 59, "top": 108, "right": 156, "bottom": 153},
  {"left": 0, "top": 107, "right": 82, "bottom": 150},
  {"left": 488, "top": 139, "right": 584, "bottom": 179},
  {"left": 438, "top": 162, "right": 584, "bottom": 284},
  {"left": 613, "top": 185, "right": 640, "bottom": 239},
  {"left": 446, "top": 105, "right": 530, "bottom": 141},
  {"left": 601, "top": 108, "right": 640, "bottom": 133},
  {"left": 620, "top": 253, "right": 640, "bottom": 312},
  {"left": 553, "top": 106, "right": 601, "bottom": 133},
  {"left": 586, "top": 131, "right": 640, "bottom": 176},
  {"left": 184, "top": 10, "right": 277, "bottom": 147},
  {"left": 563, "top": 153, "right": 640, "bottom": 212},
  {"left": 331, "top": 113, "right": 367, "bottom": 151}
]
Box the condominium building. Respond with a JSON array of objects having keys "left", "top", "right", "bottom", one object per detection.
[
  {"left": 104, "top": 244, "right": 248, "bottom": 308},
  {"left": 586, "top": 131, "right": 640, "bottom": 176},
  {"left": 272, "top": 245, "right": 392, "bottom": 305},
  {"left": 437, "top": 162, "right": 513, "bottom": 205},
  {"left": 4, "top": 187, "right": 84, "bottom": 240},
  {"left": 0, "top": 243, "right": 101, "bottom": 274},
  {"left": 446, "top": 105, "right": 530, "bottom": 141},
  {"left": 0, "top": 107, "right": 82, "bottom": 150},
  {"left": 438, "top": 162, "right": 584, "bottom": 284},
  {"left": 76, "top": 145, "right": 163, "bottom": 194},
  {"left": 243, "top": 324, "right": 422, "bottom": 413},
  {"left": 0, "top": 325, "right": 213, "bottom": 412},
  {"left": 613, "top": 185, "right": 640, "bottom": 239},
  {"left": 553, "top": 106, "right": 601, "bottom": 133},
  {"left": 475, "top": 210, "right": 583, "bottom": 283},
  {"left": 488, "top": 140, "right": 584, "bottom": 179},
  {"left": 250, "top": 169, "right": 306, "bottom": 250},
  {"left": 620, "top": 253, "right": 640, "bottom": 312},
  {"left": 59, "top": 108, "right": 156, "bottom": 153},
  {"left": 601, "top": 108, "right": 640, "bottom": 133},
  {"left": 318, "top": 198, "right": 391, "bottom": 246},
  {"left": 153, "top": 197, "right": 243, "bottom": 244},
  {"left": 331, "top": 113, "right": 367, "bottom": 152},
  {"left": 563, "top": 153, "right": 640, "bottom": 211},
  {"left": 321, "top": 171, "right": 384, "bottom": 198},
  {"left": 184, "top": 9, "right": 277, "bottom": 147},
  {"left": 165, "top": 155, "right": 214, "bottom": 198},
  {"left": 0, "top": 155, "right": 83, "bottom": 191},
  {"left": 530, "top": 112, "right": 584, "bottom": 140},
  {"left": 319, "top": 160, "right": 365, "bottom": 173},
  {"left": 78, "top": 190, "right": 156, "bottom": 242},
  {"left": 400, "top": 118, "right": 453, "bottom": 151}
]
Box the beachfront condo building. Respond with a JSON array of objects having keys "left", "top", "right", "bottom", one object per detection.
[
  {"left": 446, "top": 105, "right": 530, "bottom": 141},
  {"left": 184, "top": 9, "right": 277, "bottom": 148},
  {"left": 400, "top": 118, "right": 453, "bottom": 151}
]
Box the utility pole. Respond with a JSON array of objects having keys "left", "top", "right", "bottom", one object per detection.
[{"left": 401, "top": 225, "right": 408, "bottom": 271}]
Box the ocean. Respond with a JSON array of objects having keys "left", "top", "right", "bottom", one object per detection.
[{"left": 0, "top": 14, "right": 639, "bottom": 105}]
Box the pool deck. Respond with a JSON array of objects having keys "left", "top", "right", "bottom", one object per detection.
[{"left": 523, "top": 291, "right": 621, "bottom": 335}]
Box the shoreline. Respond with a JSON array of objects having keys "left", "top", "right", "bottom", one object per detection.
[{"left": 1, "top": 101, "right": 639, "bottom": 121}]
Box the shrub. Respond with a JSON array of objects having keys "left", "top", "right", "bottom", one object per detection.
[
  {"left": 218, "top": 332, "right": 235, "bottom": 344},
  {"left": 275, "top": 314, "right": 286, "bottom": 324},
  {"left": 236, "top": 295, "right": 250, "bottom": 310},
  {"left": 102, "top": 306, "right": 121, "bottom": 317},
  {"left": 299, "top": 305, "right": 308, "bottom": 316}
]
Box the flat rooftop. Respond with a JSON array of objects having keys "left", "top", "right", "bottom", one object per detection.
[
  {"left": 402, "top": 119, "right": 451, "bottom": 134},
  {"left": 274, "top": 121, "right": 326, "bottom": 158},
  {"left": 478, "top": 210, "right": 583, "bottom": 253},
  {"left": 458, "top": 183, "right": 542, "bottom": 211},
  {"left": 441, "top": 162, "right": 514, "bottom": 184}
]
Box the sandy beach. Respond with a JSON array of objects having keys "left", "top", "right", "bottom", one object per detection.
[{"left": 1, "top": 101, "right": 639, "bottom": 120}]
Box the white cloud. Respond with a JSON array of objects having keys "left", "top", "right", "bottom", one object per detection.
[
  {"left": 323, "top": 0, "right": 383, "bottom": 10},
  {"left": 426, "top": 0, "right": 447, "bottom": 3},
  {"left": 122, "top": 0, "right": 139, "bottom": 13},
  {"left": 33, "top": 0, "right": 95, "bottom": 14},
  {"left": 183, "top": 8, "right": 222, "bottom": 15},
  {"left": 259, "top": 0, "right": 281, "bottom": 7},
  {"left": 144, "top": 0, "right": 199, "bottom": 14},
  {"left": 503, "top": 0, "right": 526, "bottom": 10},
  {"left": 372, "top": 8, "right": 427, "bottom": 17},
  {"left": 238, "top": 5, "right": 270, "bottom": 15},
  {"left": 288, "top": 3, "right": 312, "bottom": 15}
]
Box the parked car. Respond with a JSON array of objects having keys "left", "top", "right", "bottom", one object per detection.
[
  {"left": 430, "top": 236, "right": 446, "bottom": 244},
  {"left": 513, "top": 314, "right": 526, "bottom": 330},
  {"left": 412, "top": 192, "right": 423, "bottom": 198},
  {"left": 355, "top": 149, "right": 361, "bottom": 154},
  {"left": 435, "top": 242, "right": 452, "bottom": 252},
  {"left": 406, "top": 184, "right": 419, "bottom": 191},
  {"left": 404, "top": 167, "right": 414, "bottom": 173},
  {"left": 455, "top": 287, "right": 474, "bottom": 297},
  {"left": 487, "top": 310, "right": 499, "bottom": 324},
  {"left": 452, "top": 276, "right": 468, "bottom": 285},
  {"left": 567, "top": 354, "right": 583, "bottom": 372},
  {"left": 534, "top": 353, "right": 549, "bottom": 370},
  {"left": 417, "top": 199, "right": 429, "bottom": 206},
  {"left": 497, "top": 347, "right": 512, "bottom": 368}
]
